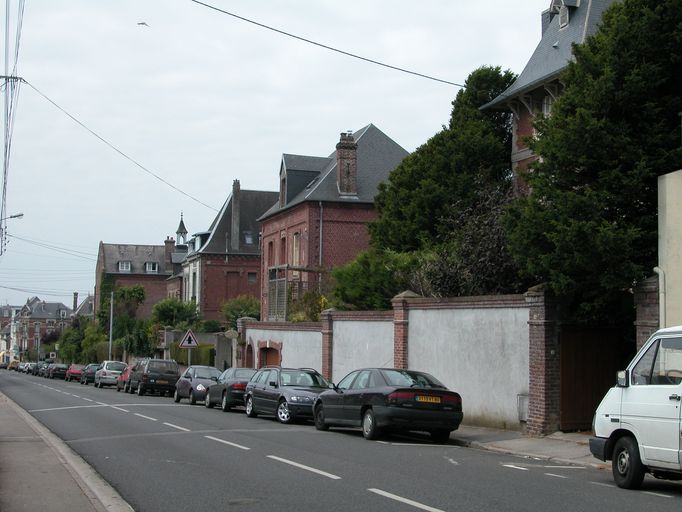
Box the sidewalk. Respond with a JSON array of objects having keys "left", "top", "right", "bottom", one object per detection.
[
  {"left": 1, "top": 389, "right": 606, "bottom": 512},
  {"left": 0, "top": 391, "right": 132, "bottom": 512}
]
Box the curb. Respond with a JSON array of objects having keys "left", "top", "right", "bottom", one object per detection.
[{"left": 2, "top": 391, "right": 134, "bottom": 512}]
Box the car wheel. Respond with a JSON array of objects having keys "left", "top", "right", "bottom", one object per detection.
[
  {"left": 314, "top": 403, "right": 329, "bottom": 431},
  {"left": 205, "top": 393, "right": 214, "bottom": 408},
  {"left": 80, "top": 379, "right": 84, "bottom": 385},
  {"left": 362, "top": 409, "right": 380, "bottom": 440},
  {"left": 173, "top": 389, "right": 181, "bottom": 403},
  {"left": 137, "top": 384, "right": 145, "bottom": 396},
  {"left": 612, "top": 436, "right": 645, "bottom": 489},
  {"left": 245, "top": 396, "right": 257, "bottom": 417},
  {"left": 116, "top": 383, "right": 121, "bottom": 392},
  {"left": 430, "top": 430, "right": 451, "bottom": 444},
  {"left": 277, "top": 399, "right": 293, "bottom": 424},
  {"left": 189, "top": 390, "right": 197, "bottom": 406},
  {"left": 221, "top": 392, "right": 231, "bottom": 412},
  {"left": 123, "top": 381, "right": 129, "bottom": 393}
]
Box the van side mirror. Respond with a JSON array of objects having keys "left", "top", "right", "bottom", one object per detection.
[{"left": 616, "top": 370, "right": 629, "bottom": 387}]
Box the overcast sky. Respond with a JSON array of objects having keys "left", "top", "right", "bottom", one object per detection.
[{"left": 0, "top": 0, "right": 550, "bottom": 308}]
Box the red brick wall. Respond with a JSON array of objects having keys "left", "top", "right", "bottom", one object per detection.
[
  {"left": 200, "top": 254, "right": 261, "bottom": 322},
  {"left": 113, "top": 275, "right": 170, "bottom": 318}
]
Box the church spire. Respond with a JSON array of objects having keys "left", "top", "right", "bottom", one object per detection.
[{"left": 176, "top": 212, "right": 188, "bottom": 244}]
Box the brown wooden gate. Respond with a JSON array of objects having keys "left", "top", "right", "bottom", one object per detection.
[{"left": 559, "top": 326, "right": 635, "bottom": 431}]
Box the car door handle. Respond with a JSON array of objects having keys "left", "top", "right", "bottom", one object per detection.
[{"left": 669, "top": 394, "right": 681, "bottom": 401}]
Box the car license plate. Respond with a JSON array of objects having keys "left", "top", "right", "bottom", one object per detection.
[
  {"left": 416, "top": 395, "right": 441, "bottom": 403},
  {"left": 157, "top": 380, "right": 168, "bottom": 385}
]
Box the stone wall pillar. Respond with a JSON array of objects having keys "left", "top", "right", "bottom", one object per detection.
[
  {"left": 392, "top": 291, "right": 419, "bottom": 369},
  {"left": 524, "top": 286, "right": 559, "bottom": 436},
  {"left": 320, "top": 309, "right": 334, "bottom": 381},
  {"left": 634, "top": 275, "right": 659, "bottom": 350}
]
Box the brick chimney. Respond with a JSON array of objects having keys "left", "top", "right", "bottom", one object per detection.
[
  {"left": 336, "top": 131, "right": 358, "bottom": 195},
  {"left": 164, "top": 237, "right": 175, "bottom": 269},
  {"left": 231, "top": 179, "right": 241, "bottom": 252},
  {"left": 73, "top": 292, "right": 78, "bottom": 312}
]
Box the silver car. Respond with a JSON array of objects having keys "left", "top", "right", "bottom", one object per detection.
[{"left": 94, "top": 361, "right": 127, "bottom": 388}]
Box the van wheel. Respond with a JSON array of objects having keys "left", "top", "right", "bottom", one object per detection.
[{"left": 612, "top": 436, "right": 645, "bottom": 489}]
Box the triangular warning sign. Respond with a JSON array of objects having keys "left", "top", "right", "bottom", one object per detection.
[{"left": 179, "top": 329, "right": 199, "bottom": 349}]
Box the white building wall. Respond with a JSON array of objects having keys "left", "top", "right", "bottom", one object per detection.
[
  {"left": 658, "top": 169, "right": 682, "bottom": 327},
  {"left": 244, "top": 328, "right": 322, "bottom": 371},
  {"left": 408, "top": 307, "right": 529, "bottom": 429},
  {"left": 331, "top": 320, "right": 393, "bottom": 383}
]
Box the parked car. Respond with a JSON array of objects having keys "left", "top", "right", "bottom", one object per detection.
[
  {"left": 94, "top": 361, "right": 127, "bottom": 388},
  {"left": 129, "top": 358, "right": 180, "bottom": 396},
  {"left": 0, "top": 361, "right": 7, "bottom": 369},
  {"left": 48, "top": 363, "right": 68, "bottom": 379},
  {"left": 174, "top": 365, "right": 221, "bottom": 405},
  {"left": 312, "top": 368, "right": 463, "bottom": 443},
  {"left": 34, "top": 362, "right": 48, "bottom": 376},
  {"left": 116, "top": 364, "right": 134, "bottom": 392},
  {"left": 24, "top": 362, "right": 37, "bottom": 374},
  {"left": 244, "top": 367, "right": 330, "bottom": 424},
  {"left": 80, "top": 363, "right": 99, "bottom": 385},
  {"left": 43, "top": 363, "right": 56, "bottom": 377},
  {"left": 65, "top": 364, "right": 85, "bottom": 382},
  {"left": 206, "top": 367, "right": 257, "bottom": 411},
  {"left": 17, "top": 362, "right": 28, "bottom": 373},
  {"left": 590, "top": 326, "right": 682, "bottom": 489},
  {"left": 8, "top": 360, "right": 19, "bottom": 371}
]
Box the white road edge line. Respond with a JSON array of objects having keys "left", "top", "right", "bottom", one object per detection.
[
  {"left": 368, "top": 488, "right": 445, "bottom": 512},
  {"left": 164, "top": 422, "right": 190, "bottom": 432},
  {"left": 544, "top": 465, "right": 585, "bottom": 469},
  {"left": 590, "top": 482, "right": 615, "bottom": 488},
  {"left": 205, "top": 436, "right": 250, "bottom": 451},
  {"left": 503, "top": 464, "right": 529, "bottom": 471},
  {"left": 133, "top": 413, "right": 157, "bottom": 422},
  {"left": 545, "top": 473, "right": 568, "bottom": 479},
  {"left": 643, "top": 491, "right": 673, "bottom": 499},
  {"left": 267, "top": 455, "right": 341, "bottom": 480}
]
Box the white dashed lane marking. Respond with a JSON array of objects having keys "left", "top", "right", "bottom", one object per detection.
[
  {"left": 368, "top": 488, "right": 445, "bottom": 512},
  {"left": 133, "top": 413, "right": 157, "bottom": 422},
  {"left": 266, "top": 455, "right": 341, "bottom": 480},
  {"left": 164, "top": 422, "right": 190, "bottom": 432},
  {"left": 205, "top": 435, "right": 250, "bottom": 451}
]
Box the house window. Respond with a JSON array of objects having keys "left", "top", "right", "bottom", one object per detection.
[
  {"left": 60, "top": 310, "right": 66, "bottom": 319},
  {"left": 542, "top": 95, "right": 554, "bottom": 117},
  {"left": 292, "top": 232, "right": 301, "bottom": 266},
  {"left": 244, "top": 231, "right": 254, "bottom": 245},
  {"left": 34, "top": 322, "right": 40, "bottom": 333},
  {"left": 280, "top": 236, "right": 287, "bottom": 266},
  {"left": 118, "top": 261, "right": 131, "bottom": 272},
  {"left": 248, "top": 272, "right": 257, "bottom": 285},
  {"left": 267, "top": 241, "right": 274, "bottom": 267},
  {"left": 146, "top": 262, "right": 159, "bottom": 274}
]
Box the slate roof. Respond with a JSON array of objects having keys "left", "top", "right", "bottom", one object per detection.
[
  {"left": 22, "top": 300, "right": 72, "bottom": 320},
  {"left": 482, "top": 0, "right": 617, "bottom": 110},
  {"left": 99, "top": 243, "right": 172, "bottom": 275},
  {"left": 73, "top": 295, "right": 95, "bottom": 317},
  {"left": 260, "top": 123, "right": 408, "bottom": 220},
  {"left": 198, "top": 189, "right": 278, "bottom": 255}
]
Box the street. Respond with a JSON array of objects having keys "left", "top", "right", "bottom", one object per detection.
[{"left": 1, "top": 371, "right": 681, "bottom": 512}]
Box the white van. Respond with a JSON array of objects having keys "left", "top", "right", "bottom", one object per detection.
[{"left": 590, "top": 326, "right": 682, "bottom": 488}]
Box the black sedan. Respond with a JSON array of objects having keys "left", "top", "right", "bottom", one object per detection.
[
  {"left": 244, "top": 367, "right": 329, "bottom": 424},
  {"left": 205, "top": 367, "right": 256, "bottom": 411},
  {"left": 80, "top": 363, "right": 99, "bottom": 385},
  {"left": 312, "top": 368, "right": 463, "bottom": 443}
]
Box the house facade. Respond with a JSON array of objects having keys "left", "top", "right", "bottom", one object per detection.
[
  {"left": 482, "top": 0, "right": 616, "bottom": 195},
  {"left": 259, "top": 124, "right": 408, "bottom": 320},
  {"left": 0, "top": 304, "right": 21, "bottom": 362},
  {"left": 94, "top": 237, "right": 186, "bottom": 319},
  {"left": 180, "top": 180, "right": 278, "bottom": 322},
  {"left": 15, "top": 297, "right": 71, "bottom": 358}
]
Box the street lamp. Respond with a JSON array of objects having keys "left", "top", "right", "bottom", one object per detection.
[
  {"left": 0, "top": 212, "right": 23, "bottom": 221},
  {"left": 0, "top": 212, "right": 24, "bottom": 255}
]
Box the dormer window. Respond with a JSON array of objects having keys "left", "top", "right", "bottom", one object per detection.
[
  {"left": 244, "top": 231, "right": 254, "bottom": 245},
  {"left": 118, "top": 261, "right": 131, "bottom": 273},
  {"left": 145, "top": 262, "right": 159, "bottom": 274}
]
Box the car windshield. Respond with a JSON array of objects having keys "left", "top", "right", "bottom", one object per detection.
[
  {"left": 148, "top": 361, "right": 178, "bottom": 373},
  {"left": 381, "top": 370, "right": 446, "bottom": 389},
  {"left": 107, "top": 362, "right": 127, "bottom": 371},
  {"left": 234, "top": 369, "right": 256, "bottom": 379},
  {"left": 281, "top": 370, "right": 328, "bottom": 387},
  {"left": 195, "top": 367, "right": 221, "bottom": 379}
]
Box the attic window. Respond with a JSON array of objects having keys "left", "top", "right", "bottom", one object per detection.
[
  {"left": 146, "top": 262, "right": 159, "bottom": 274},
  {"left": 559, "top": 5, "right": 569, "bottom": 28},
  {"left": 118, "top": 261, "right": 131, "bottom": 273},
  {"left": 244, "top": 231, "right": 254, "bottom": 245}
]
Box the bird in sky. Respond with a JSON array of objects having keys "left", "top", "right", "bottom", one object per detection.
[{"left": 137, "top": 22, "right": 149, "bottom": 27}]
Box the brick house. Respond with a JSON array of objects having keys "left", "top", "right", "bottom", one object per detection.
[
  {"left": 94, "top": 237, "right": 186, "bottom": 319},
  {"left": 180, "top": 180, "right": 278, "bottom": 322},
  {"left": 15, "top": 297, "right": 71, "bottom": 358},
  {"left": 482, "top": 0, "right": 616, "bottom": 195},
  {"left": 259, "top": 124, "right": 408, "bottom": 320}
]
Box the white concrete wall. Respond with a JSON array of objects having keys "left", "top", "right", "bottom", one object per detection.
[
  {"left": 331, "top": 320, "right": 393, "bottom": 383},
  {"left": 244, "top": 328, "right": 322, "bottom": 371},
  {"left": 408, "top": 307, "right": 529, "bottom": 429},
  {"left": 658, "top": 170, "right": 682, "bottom": 327}
]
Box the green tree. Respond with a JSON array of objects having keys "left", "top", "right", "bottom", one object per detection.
[
  {"left": 505, "top": 0, "right": 682, "bottom": 323},
  {"left": 222, "top": 295, "right": 260, "bottom": 329},
  {"left": 369, "top": 66, "right": 516, "bottom": 251},
  {"left": 332, "top": 250, "right": 419, "bottom": 310},
  {"left": 151, "top": 298, "right": 198, "bottom": 328}
]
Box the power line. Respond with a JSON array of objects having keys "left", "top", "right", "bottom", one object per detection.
[
  {"left": 6, "top": 233, "right": 97, "bottom": 261},
  {"left": 189, "top": 0, "right": 465, "bottom": 88},
  {"left": 22, "top": 80, "right": 219, "bottom": 213}
]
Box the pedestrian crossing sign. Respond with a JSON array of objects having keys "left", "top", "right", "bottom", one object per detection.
[{"left": 179, "top": 329, "right": 198, "bottom": 349}]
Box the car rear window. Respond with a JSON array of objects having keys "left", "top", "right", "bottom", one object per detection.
[
  {"left": 235, "top": 369, "right": 256, "bottom": 379},
  {"left": 381, "top": 370, "right": 445, "bottom": 388},
  {"left": 107, "top": 362, "right": 127, "bottom": 371},
  {"left": 147, "top": 361, "right": 178, "bottom": 373},
  {"left": 281, "top": 370, "right": 328, "bottom": 387}
]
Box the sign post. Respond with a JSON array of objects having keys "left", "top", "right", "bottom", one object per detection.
[{"left": 179, "top": 329, "right": 198, "bottom": 366}]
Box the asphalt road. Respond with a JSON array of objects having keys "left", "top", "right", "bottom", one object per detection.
[{"left": 2, "top": 370, "right": 681, "bottom": 512}]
